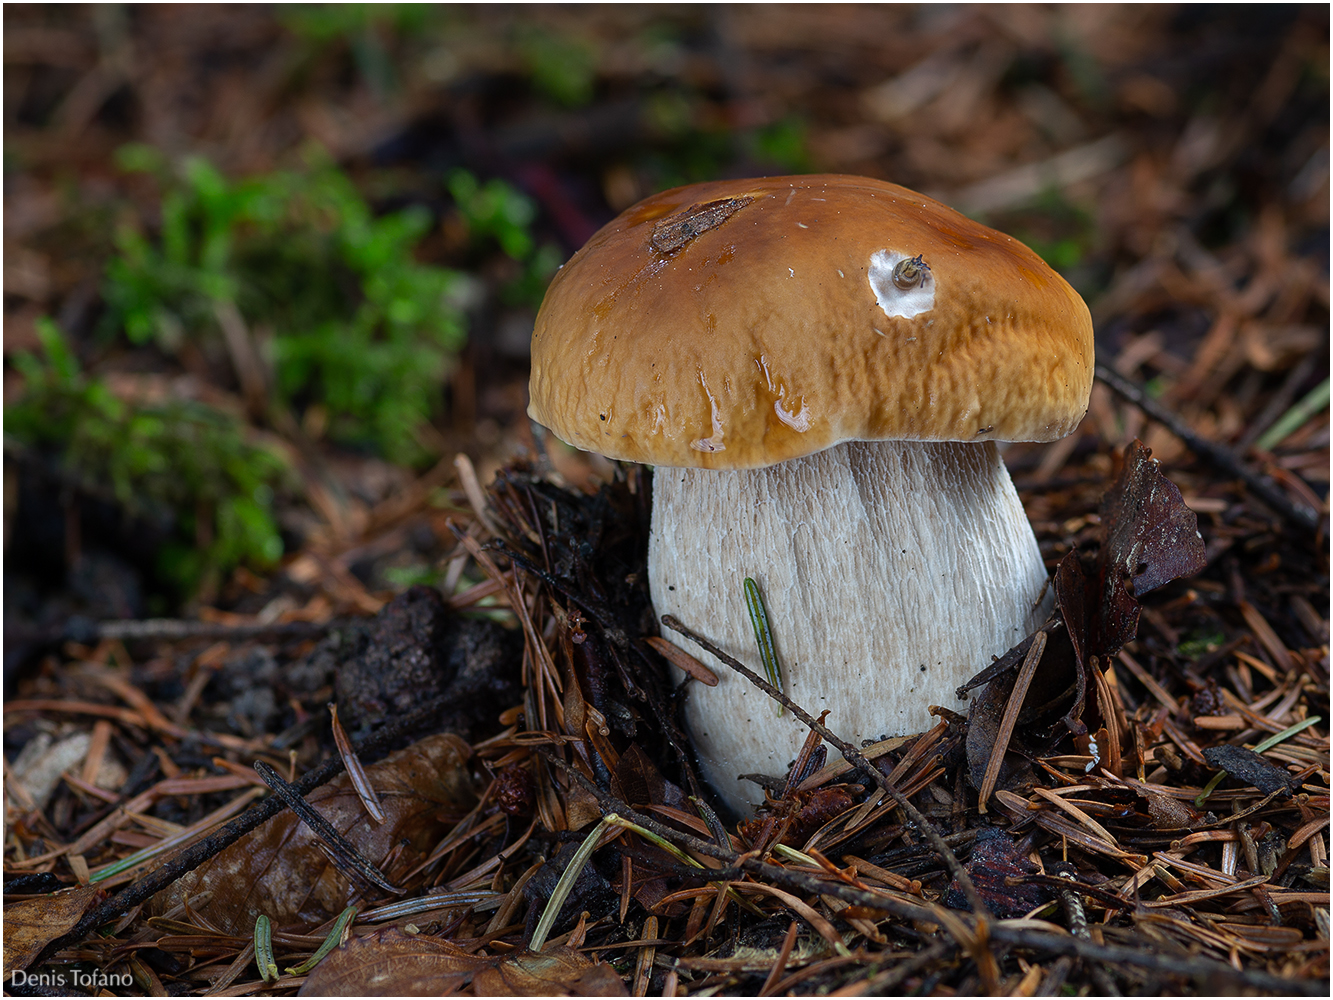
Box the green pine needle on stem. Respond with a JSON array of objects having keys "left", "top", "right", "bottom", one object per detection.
[
  {"left": 744, "top": 577, "right": 785, "bottom": 716},
  {"left": 530, "top": 817, "right": 611, "bottom": 952},
  {"left": 1252, "top": 715, "right": 1321, "bottom": 754}
]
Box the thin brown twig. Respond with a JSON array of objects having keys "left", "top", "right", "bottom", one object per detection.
[
  {"left": 252, "top": 761, "right": 403, "bottom": 894},
  {"left": 1095, "top": 363, "right": 1320, "bottom": 531}
]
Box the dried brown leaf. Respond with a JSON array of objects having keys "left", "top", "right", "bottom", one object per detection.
[
  {"left": 472, "top": 946, "right": 629, "bottom": 996},
  {"left": 1202, "top": 744, "right": 1299, "bottom": 797},
  {"left": 297, "top": 929, "right": 626, "bottom": 997},
  {"left": 296, "top": 927, "right": 486, "bottom": 996},
  {"left": 152, "top": 734, "right": 476, "bottom": 935},
  {"left": 942, "top": 827, "right": 1050, "bottom": 918},
  {"left": 1095, "top": 440, "right": 1208, "bottom": 655},
  {"left": 2, "top": 885, "right": 104, "bottom": 972}
]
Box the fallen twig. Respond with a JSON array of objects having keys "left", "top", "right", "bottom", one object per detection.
[
  {"left": 253, "top": 761, "right": 404, "bottom": 893},
  {"left": 1095, "top": 364, "right": 1320, "bottom": 531}
]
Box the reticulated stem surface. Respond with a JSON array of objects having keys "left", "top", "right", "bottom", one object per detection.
[{"left": 649, "top": 439, "right": 1050, "bottom": 811}]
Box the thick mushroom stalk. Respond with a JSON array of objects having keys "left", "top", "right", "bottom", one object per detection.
[{"left": 649, "top": 439, "right": 1050, "bottom": 811}]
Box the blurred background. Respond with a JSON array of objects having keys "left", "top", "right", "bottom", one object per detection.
[{"left": 4, "top": 4, "right": 1328, "bottom": 644}]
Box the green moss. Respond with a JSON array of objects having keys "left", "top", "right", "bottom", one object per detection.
[
  {"left": 7, "top": 320, "right": 291, "bottom": 597},
  {"left": 102, "top": 149, "right": 467, "bottom": 465}
]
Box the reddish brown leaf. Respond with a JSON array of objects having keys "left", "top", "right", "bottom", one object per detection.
[
  {"left": 942, "top": 827, "right": 1052, "bottom": 918},
  {"left": 2, "top": 885, "right": 104, "bottom": 972},
  {"left": 296, "top": 930, "right": 626, "bottom": 997},
  {"left": 473, "top": 946, "right": 628, "bottom": 996},
  {"left": 1095, "top": 439, "right": 1208, "bottom": 656},
  {"left": 297, "top": 927, "right": 487, "bottom": 996},
  {"left": 152, "top": 734, "right": 476, "bottom": 935},
  {"left": 1051, "top": 440, "right": 1207, "bottom": 739}
]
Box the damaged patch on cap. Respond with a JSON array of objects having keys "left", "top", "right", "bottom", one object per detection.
[
  {"left": 868, "top": 249, "right": 936, "bottom": 320},
  {"left": 651, "top": 196, "right": 756, "bottom": 256}
]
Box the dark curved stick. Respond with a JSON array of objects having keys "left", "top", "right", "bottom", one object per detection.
[{"left": 1095, "top": 364, "right": 1319, "bottom": 531}]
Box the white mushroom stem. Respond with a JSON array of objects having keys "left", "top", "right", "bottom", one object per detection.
[{"left": 648, "top": 439, "right": 1051, "bottom": 812}]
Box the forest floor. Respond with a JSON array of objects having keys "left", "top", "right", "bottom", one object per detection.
[{"left": 3, "top": 6, "right": 1328, "bottom": 996}]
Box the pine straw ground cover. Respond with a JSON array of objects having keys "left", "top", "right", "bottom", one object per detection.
[
  {"left": 3, "top": 389, "right": 1328, "bottom": 996},
  {"left": 3, "top": 8, "right": 1330, "bottom": 993}
]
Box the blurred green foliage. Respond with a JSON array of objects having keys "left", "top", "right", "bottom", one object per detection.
[
  {"left": 6, "top": 319, "right": 290, "bottom": 596},
  {"left": 448, "top": 168, "right": 537, "bottom": 260},
  {"left": 447, "top": 168, "right": 562, "bottom": 309},
  {"left": 279, "top": 3, "right": 437, "bottom": 95},
  {"left": 103, "top": 146, "right": 467, "bottom": 465},
  {"left": 640, "top": 95, "right": 814, "bottom": 192},
  {"left": 10, "top": 145, "right": 552, "bottom": 602},
  {"left": 1177, "top": 627, "right": 1227, "bottom": 660},
  {"left": 749, "top": 117, "right": 813, "bottom": 174},
  {"left": 280, "top": 3, "right": 431, "bottom": 43},
  {"left": 519, "top": 27, "right": 598, "bottom": 108},
  {"left": 993, "top": 187, "right": 1096, "bottom": 273}
]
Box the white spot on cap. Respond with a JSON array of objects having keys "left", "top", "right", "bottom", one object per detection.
[
  {"left": 774, "top": 397, "right": 810, "bottom": 431},
  {"left": 868, "top": 249, "right": 936, "bottom": 320},
  {"left": 690, "top": 372, "right": 726, "bottom": 453}
]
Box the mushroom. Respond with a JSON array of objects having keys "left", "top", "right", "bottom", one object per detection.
[{"left": 529, "top": 175, "right": 1093, "bottom": 811}]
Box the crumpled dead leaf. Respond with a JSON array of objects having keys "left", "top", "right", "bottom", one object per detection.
[
  {"left": 1055, "top": 439, "right": 1207, "bottom": 738},
  {"left": 472, "top": 946, "right": 629, "bottom": 996},
  {"left": 942, "top": 827, "right": 1051, "bottom": 919},
  {"left": 1203, "top": 744, "right": 1300, "bottom": 797},
  {"left": 152, "top": 733, "right": 476, "bottom": 935},
  {"left": 2, "top": 884, "right": 104, "bottom": 972},
  {"left": 297, "top": 928, "right": 626, "bottom": 996},
  {"left": 966, "top": 440, "right": 1208, "bottom": 782},
  {"left": 1055, "top": 439, "right": 1209, "bottom": 670}
]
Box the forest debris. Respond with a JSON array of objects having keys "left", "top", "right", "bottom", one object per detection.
[
  {"left": 7, "top": 730, "right": 91, "bottom": 812},
  {"left": 942, "top": 827, "right": 1051, "bottom": 919},
  {"left": 150, "top": 734, "right": 476, "bottom": 935},
  {"left": 4, "top": 7, "right": 1329, "bottom": 994},
  {"left": 1202, "top": 745, "right": 1300, "bottom": 797},
  {"left": 321, "top": 584, "right": 522, "bottom": 738},
  {"left": 644, "top": 635, "right": 718, "bottom": 686},
  {"left": 330, "top": 704, "right": 386, "bottom": 824},
  {"left": 1095, "top": 366, "right": 1321, "bottom": 531},
  {"left": 969, "top": 440, "right": 1206, "bottom": 794},
  {"left": 297, "top": 927, "right": 627, "bottom": 996},
  {"left": 1093, "top": 439, "right": 1209, "bottom": 655},
  {"left": 974, "top": 631, "right": 1046, "bottom": 810},
  {"left": 2, "top": 884, "right": 104, "bottom": 972}
]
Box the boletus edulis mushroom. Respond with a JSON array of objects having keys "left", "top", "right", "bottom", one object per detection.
[{"left": 528, "top": 175, "right": 1093, "bottom": 810}]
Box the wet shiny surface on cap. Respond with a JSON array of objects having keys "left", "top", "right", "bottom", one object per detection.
[{"left": 529, "top": 174, "right": 1094, "bottom": 469}]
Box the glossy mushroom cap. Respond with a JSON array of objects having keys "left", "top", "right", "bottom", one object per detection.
[{"left": 529, "top": 174, "right": 1093, "bottom": 469}]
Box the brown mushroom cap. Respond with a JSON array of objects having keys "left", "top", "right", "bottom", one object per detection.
[{"left": 529, "top": 174, "right": 1093, "bottom": 470}]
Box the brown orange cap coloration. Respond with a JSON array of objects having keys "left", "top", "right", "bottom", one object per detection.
[{"left": 529, "top": 174, "right": 1093, "bottom": 469}]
